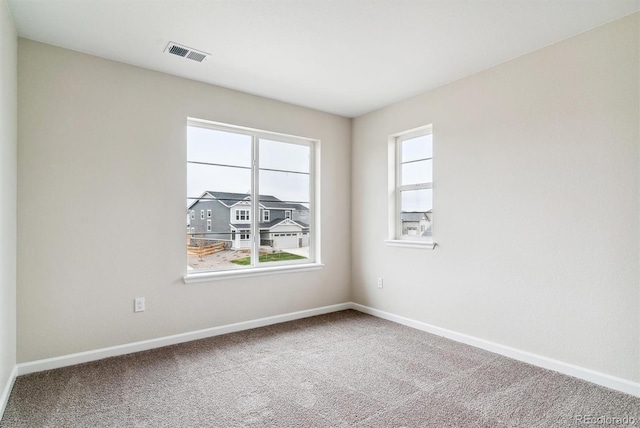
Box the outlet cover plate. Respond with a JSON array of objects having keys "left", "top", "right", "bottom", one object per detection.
[{"left": 134, "top": 297, "right": 145, "bottom": 312}]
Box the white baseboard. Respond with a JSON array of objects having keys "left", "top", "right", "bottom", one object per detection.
[
  {"left": 17, "top": 302, "right": 351, "bottom": 376},
  {"left": 350, "top": 303, "right": 640, "bottom": 398},
  {"left": 0, "top": 365, "right": 18, "bottom": 420},
  {"left": 14, "top": 301, "right": 639, "bottom": 398}
]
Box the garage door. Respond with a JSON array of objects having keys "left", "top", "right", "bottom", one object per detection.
[{"left": 273, "top": 233, "right": 299, "bottom": 249}]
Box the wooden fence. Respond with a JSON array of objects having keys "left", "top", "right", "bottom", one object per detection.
[{"left": 186, "top": 241, "right": 225, "bottom": 257}]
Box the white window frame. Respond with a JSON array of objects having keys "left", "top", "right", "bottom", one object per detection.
[
  {"left": 235, "top": 209, "right": 250, "bottom": 222},
  {"left": 184, "top": 118, "right": 323, "bottom": 283},
  {"left": 386, "top": 125, "right": 435, "bottom": 250},
  {"left": 207, "top": 209, "right": 212, "bottom": 218},
  {"left": 190, "top": 210, "right": 195, "bottom": 220},
  {"left": 206, "top": 219, "right": 212, "bottom": 232},
  {"left": 200, "top": 210, "right": 205, "bottom": 220},
  {"left": 263, "top": 210, "right": 270, "bottom": 222},
  {"left": 285, "top": 210, "right": 291, "bottom": 219}
]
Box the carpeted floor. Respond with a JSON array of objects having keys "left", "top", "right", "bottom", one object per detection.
[{"left": 1, "top": 310, "right": 638, "bottom": 427}]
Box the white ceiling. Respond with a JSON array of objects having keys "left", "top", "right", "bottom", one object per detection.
[{"left": 7, "top": 0, "right": 640, "bottom": 118}]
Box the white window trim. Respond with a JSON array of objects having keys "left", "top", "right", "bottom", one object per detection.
[
  {"left": 207, "top": 209, "right": 212, "bottom": 218},
  {"left": 384, "top": 239, "right": 436, "bottom": 250},
  {"left": 387, "top": 124, "right": 436, "bottom": 250},
  {"left": 263, "top": 210, "right": 270, "bottom": 222},
  {"left": 200, "top": 210, "right": 204, "bottom": 220},
  {"left": 185, "top": 117, "right": 321, "bottom": 280},
  {"left": 184, "top": 263, "right": 324, "bottom": 283},
  {"left": 206, "top": 219, "right": 212, "bottom": 232}
]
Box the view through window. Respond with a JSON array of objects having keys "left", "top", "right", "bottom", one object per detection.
[
  {"left": 187, "top": 120, "right": 314, "bottom": 273},
  {"left": 396, "top": 128, "right": 433, "bottom": 240}
]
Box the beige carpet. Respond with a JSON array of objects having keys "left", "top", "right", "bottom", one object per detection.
[{"left": 1, "top": 310, "right": 638, "bottom": 427}]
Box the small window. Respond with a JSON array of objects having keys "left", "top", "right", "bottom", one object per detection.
[
  {"left": 207, "top": 219, "right": 211, "bottom": 232},
  {"left": 200, "top": 210, "right": 204, "bottom": 220},
  {"left": 263, "top": 210, "right": 270, "bottom": 222},
  {"left": 207, "top": 209, "right": 212, "bottom": 218},
  {"left": 235, "top": 209, "right": 250, "bottom": 221},
  {"left": 240, "top": 230, "right": 250, "bottom": 240},
  {"left": 389, "top": 125, "right": 433, "bottom": 245},
  {"left": 285, "top": 211, "right": 291, "bottom": 219},
  {"left": 190, "top": 210, "right": 195, "bottom": 220}
]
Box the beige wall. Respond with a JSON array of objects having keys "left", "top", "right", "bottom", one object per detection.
[
  {"left": 352, "top": 14, "right": 639, "bottom": 382},
  {"left": 17, "top": 39, "right": 351, "bottom": 362},
  {"left": 0, "top": 0, "right": 17, "bottom": 397},
  {"left": 13, "top": 10, "right": 640, "bottom": 386}
]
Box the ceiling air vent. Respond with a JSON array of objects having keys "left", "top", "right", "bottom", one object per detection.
[{"left": 165, "top": 42, "right": 210, "bottom": 63}]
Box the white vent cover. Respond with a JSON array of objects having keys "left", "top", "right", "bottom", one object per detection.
[{"left": 164, "top": 42, "right": 210, "bottom": 63}]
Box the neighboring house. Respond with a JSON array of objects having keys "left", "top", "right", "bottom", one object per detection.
[
  {"left": 401, "top": 210, "right": 432, "bottom": 237},
  {"left": 187, "top": 191, "right": 310, "bottom": 250}
]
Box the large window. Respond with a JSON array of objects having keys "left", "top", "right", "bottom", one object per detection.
[
  {"left": 186, "top": 119, "right": 317, "bottom": 275},
  {"left": 388, "top": 125, "right": 434, "bottom": 248}
]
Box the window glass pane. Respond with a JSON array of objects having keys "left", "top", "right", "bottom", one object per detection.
[
  {"left": 187, "top": 126, "right": 251, "bottom": 167},
  {"left": 258, "top": 169, "right": 310, "bottom": 206},
  {"left": 259, "top": 139, "right": 310, "bottom": 173},
  {"left": 401, "top": 159, "right": 432, "bottom": 186},
  {"left": 258, "top": 139, "right": 310, "bottom": 265},
  {"left": 401, "top": 134, "right": 432, "bottom": 163},
  {"left": 400, "top": 189, "right": 433, "bottom": 238},
  {"left": 401, "top": 188, "right": 433, "bottom": 213},
  {"left": 187, "top": 127, "right": 252, "bottom": 273}
]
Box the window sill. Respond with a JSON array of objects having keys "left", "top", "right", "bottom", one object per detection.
[
  {"left": 384, "top": 240, "right": 436, "bottom": 250},
  {"left": 184, "top": 262, "right": 324, "bottom": 284}
]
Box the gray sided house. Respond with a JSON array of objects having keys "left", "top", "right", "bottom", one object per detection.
[
  {"left": 401, "top": 210, "right": 432, "bottom": 237},
  {"left": 187, "top": 191, "right": 310, "bottom": 250}
]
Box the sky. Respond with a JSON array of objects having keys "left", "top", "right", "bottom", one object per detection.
[{"left": 187, "top": 126, "right": 310, "bottom": 206}]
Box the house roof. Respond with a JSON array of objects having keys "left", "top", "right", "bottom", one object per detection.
[
  {"left": 230, "top": 217, "right": 309, "bottom": 231},
  {"left": 188, "top": 191, "right": 308, "bottom": 211},
  {"left": 261, "top": 218, "right": 309, "bottom": 229},
  {"left": 204, "top": 191, "right": 251, "bottom": 207},
  {"left": 400, "top": 211, "right": 432, "bottom": 222},
  {"left": 259, "top": 200, "right": 308, "bottom": 211}
]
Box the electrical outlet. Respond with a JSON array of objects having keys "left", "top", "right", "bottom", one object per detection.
[
  {"left": 377, "top": 277, "right": 383, "bottom": 289},
  {"left": 134, "top": 297, "right": 145, "bottom": 312}
]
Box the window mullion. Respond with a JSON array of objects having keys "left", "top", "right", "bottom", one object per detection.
[
  {"left": 308, "top": 141, "right": 315, "bottom": 262},
  {"left": 251, "top": 135, "right": 260, "bottom": 267}
]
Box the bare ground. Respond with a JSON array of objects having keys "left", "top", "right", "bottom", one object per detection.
[{"left": 187, "top": 249, "right": 250, "bottom": 270}]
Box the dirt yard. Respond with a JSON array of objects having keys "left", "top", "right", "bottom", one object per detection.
[{"left": 187, "top": 249, "right": 250, "bottom": 271}]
